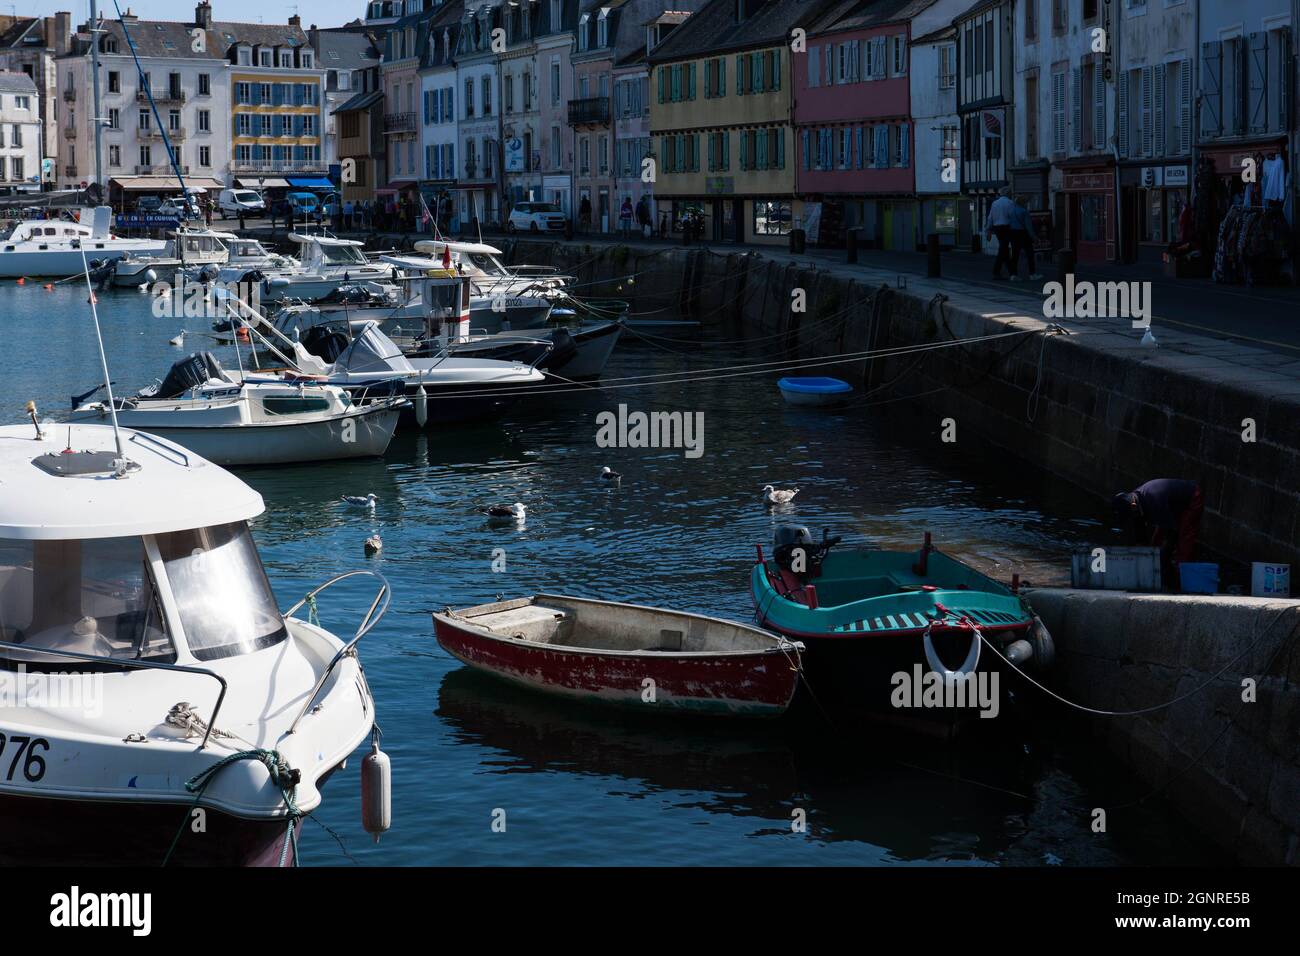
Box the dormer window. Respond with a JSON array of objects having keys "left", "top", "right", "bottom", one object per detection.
[
  {"left": 237, "top": 45, "right": 252, "bottom": 66},
  {"left": 279, "top": 50, "right": 292, "bottom": 68},
  {"left": 550, "top": 0, "right": 561, "bottom": 31},
  {"left": 578, "top": 13, "right": 589, "bottom": 51},
  {"left": 301, "top": 51, "right": 312, "bottom": 68},
  {"left": 597, "top": 8, "right": 609, "bottom": 47}
]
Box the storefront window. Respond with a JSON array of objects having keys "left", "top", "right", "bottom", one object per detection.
[
  {"left": 753, "top": 200, "right": 792, "bottom": 236},
  {"left": 934, "top": 199, "right": 957, "bottom": 234},
  {"left": 1079, "top": 194, "right": 1105, "bottom": 243},
  {"left": 1165, "top": 188, "right": 1186, "bottom": 244},
  {"left": 671, "top": 200, "right": 704, "bottom": 233}
]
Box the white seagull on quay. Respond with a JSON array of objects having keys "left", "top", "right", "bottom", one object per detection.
[
  {"left": 479, "top": 503, "right": 526, "bottom": 522},
  {"left": 342, "top": 493, "right": 378, "bottom": 509},
  {"left": 600, "top": 466, "right": 622, "bottom": 485},
  {"left": 762, "top": 485, "right": 800, "bottom": 506}
]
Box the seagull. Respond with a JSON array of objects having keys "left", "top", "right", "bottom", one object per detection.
[
  {"left": 363, "top": 534, "right": 382, "bottom": 556},
  {"left": 342, "top": 493, "right": 378, "bottom": 509},
  {"left": 600, "top": 466, "right": 622, "bottom": 485},
  {"left": 762, "top": 485, "right": 799, "bottom": 506},
  {"left": 479, "top": 502, "right": 526, "bottom": 522},
  {"left": 168, "top": 331, "right": 185, "bottom": 347},
  {"left": 137, "top": 281, "right": 151, "bottom": 293}
]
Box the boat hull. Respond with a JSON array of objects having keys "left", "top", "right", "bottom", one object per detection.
[
  {"left": 0, "top": 243, "right": 170, "bottom": 278},
  {"left": 72, "top": 404, "right": 401, "bottom": 465},
  {"left": 0, "top": 791, "right": 298, "bottom": 866},
  {"left": 433, "top": 613, "right": 798, "bottom": 718}
]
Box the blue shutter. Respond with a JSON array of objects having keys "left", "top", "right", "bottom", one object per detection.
[
  {"left": 899, "top": 123, "right": 909, "bottom": 167},
  {"left": 802, "top": 129, "right": 811, "bottom": 169}
]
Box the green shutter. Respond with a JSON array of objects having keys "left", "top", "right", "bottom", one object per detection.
[
  {"left": 688, "top": 62, "right": 696, "bottom": 100},
  {"left": 736, "top": 54, "right": 745, "bottom": 94},
  {"left": 662, "top": 136, "right": 671, "bottom": 172},
  {"left": 775, "top": 128, "right": 785, "bottom": 169},
  {"left": 658, "top": 67, "right": 665, "bottom": 104},
  {"left": 720, "top": 58, "right": 727, "bottom": 96},
  {"left": 708, "top": 132, "right": 715, "bottom": 170},
  {"left": 771, "top": 49, "right": 781, "bottom": 91},
  {"left": 722, "top": 131, "right": 730, "bottom": 170}
]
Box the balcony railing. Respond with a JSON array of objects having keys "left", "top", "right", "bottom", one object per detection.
[
  {"left": 140, "top": 127, "right": 187, "bottom": 142},
  {"left": 567, "top": 97, "right": 610, "bottom": 126},
  {"left": 230, "top": 160, "right": 327, "bottom": 173},
  {"left": 383, "top": 111, "right": 416, "bottom": 134},
  {"left": 138, "top": 89, "right": 186, "bottom": 105},
  {"left": 135, "top": 164, "right": 189, "bottom": 175},
  {"left": 62, "top": 88, "right": 75, "bottom": 102}
]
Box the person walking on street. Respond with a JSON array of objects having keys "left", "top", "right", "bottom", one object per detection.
[
  {"left": 635, "top": 196, "right": 650, "bottom": 237},
  {"left": 619, "top": 197, "right": 633, "bottom": 239},
  {"left": 1009, "top": 196, "right": 1042, "bottom": 282},
  {"left": 983, "top": 185, "right": 1017, "bottom": 280}
]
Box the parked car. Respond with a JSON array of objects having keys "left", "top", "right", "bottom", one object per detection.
[
  {"left": 136, "top": 195, "right": 163, "bottom": 214},
  {"left": 507, "top": 201, "right": 567, "bottom": 234},
  {"left": 218, "top": 188, "right": 266, "bottom": 218},
  {"left": 157, "top": 197, "right": 199, "bottom": 219}
]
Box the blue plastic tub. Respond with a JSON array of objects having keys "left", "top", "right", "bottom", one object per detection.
[
  {"left": 777, "top": 376, "right": 853, "bottom": 407},
  {"left": 1179, "top": 562, "right": 1219, "bottom": 595}
]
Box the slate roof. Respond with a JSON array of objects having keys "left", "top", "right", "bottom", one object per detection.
[
  {"left": 336, "top": 88, "right": 384, "bottom": 112},
  {"left": 0, "top": 18, "right": 40, "bottom": 49},
  {"left": 807, "top": 0, "right": 939, "bottom": 34},
  {"left": 648, "top": 0, "right": 837, "bottom": 62},
  {"left": 74, "top": 16, "right": 314, "bottom": 61},
  {"left": 0, "top": 70, "right": 37, "bottom": 94},
  {"left": 314, "top": 28, "right": 381, "bottom": 71}
]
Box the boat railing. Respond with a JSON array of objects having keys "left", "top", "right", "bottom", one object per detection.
[
  {"left": 0, "top": 638, "right": 229, "bottom": 749},
  {"left": 283, "top": 569, "right": 390, "bottom": 736},
  {"left": 127, "top": 429, "right": 192, "bottom": 467}
]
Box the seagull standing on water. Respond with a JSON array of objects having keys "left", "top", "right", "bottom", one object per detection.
[
  {"left": 600, "top": 466, "right": 622, "bottom": 486},
  {"left": 342, "top": 493, "right": 378, "bottom": 510},
  {"left": 168, "top": 331, "right": 185, "bottom": 347},
  {"left": 762, "top": 485, "right": 799, "bottom": 506},
  {"left": 479, "top": 503, "right": 526, "bottom": 522}
]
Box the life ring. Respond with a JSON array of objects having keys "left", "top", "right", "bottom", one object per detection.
[{"left": 922, "top": 625, "right": 981, "bottom": 680}]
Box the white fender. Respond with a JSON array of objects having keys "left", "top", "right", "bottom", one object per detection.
[
  {"left": 414, "top": 385, "right": 428, "bottom": 428},
  {"left": 923, "top": 627, "right": 981, "bottom": 680}
]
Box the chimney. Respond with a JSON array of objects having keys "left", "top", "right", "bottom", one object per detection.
[
  {"left": 289, "top": 14, "right": 301, "bottom": 27},
  {"left": 51, "top": 11, "right": 71, "bottom": 56},
  {"left": 195, "top": 2, "right": 213, "bottom": 30}
]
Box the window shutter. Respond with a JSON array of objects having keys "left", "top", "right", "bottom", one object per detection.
[
  {"left": 719, "top": 58, "right": 726, "bottom": 96},
  {"left": 802, "top": 128, "right": 811, "bottom": 170},
  {"left": 1052, "top": 71, "right": 1065, "bottom": 153},
  {"left": 824, "top": 44, "right": 833, "bottom": 85},
  {"left": 809, "top": 45, "right": 820, "bottom": 87},
  {"left": 1153, "top": 63, "right": 1166, "bottom": 157},
  {"left": 1248, "top": 32, "right": 1268, "bottom": 134},
  {"left": 1280, "top": 29, "right": 1293, "bottom": 132},
  {"left": 775, "top": 128, "right": 784, "bottom": 168},
  {"left": 875, "top": 125, "right": 889, "bottom": 167},
  {"left": 860, "top": 39, "right": 870, "bottom": 80},
  {"left": 1140, "top": 65, "right": 1153, "bottom": 156},
  {"left": 1201, "top": 41, "right": 1222, "bottom": 136},
  {"left": 688, "top": 62, "right": 697, "bottom": 100},
  {"left": 900, "top": 122, "right": 910, "bottom": 167},
  {"left": 1093, "top": 64, "right": 1105, "bottom": 150},
  {"left": 772, "top": 49, "right": 781, "bottom": 91},
  {"left": 1117, "top": 70, "right": 1129, "bottom": 157},
  {"left": 875, "top": 37, "right": 887, "bottom": 78},
  {"left": 737, "top": 55, "right": 746, "bottom": 94},
  {"left": 708, "top": 132, "right": 715, "bottom": 171},
  {"left": 855, "top": 126, "right": 864, "bottom": 168},
  {"left": 658, "top": 67, "right": 665, "bottom": 103},
  {"left": 1071, "top": 66, "right": 1082, "bottom": 152}
]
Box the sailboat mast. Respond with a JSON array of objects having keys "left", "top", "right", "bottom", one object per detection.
[{"left": 89, "top": 0, "right": 104, "bottom": 189}]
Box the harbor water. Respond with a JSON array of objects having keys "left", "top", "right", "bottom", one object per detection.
[{"left": 2, "top": 282, "right": 1223, "bottom": 865}]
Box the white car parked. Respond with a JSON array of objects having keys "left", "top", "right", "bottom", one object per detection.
[
  {"left": 218, "top": 188, "right": 266, "bottom": 218},
  {"left": 506, "top": 201, "right": 567, "bottom": 234}
]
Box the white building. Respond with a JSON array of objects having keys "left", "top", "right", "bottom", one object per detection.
[
  {"left": 420, "top": 15, "right": 460, "bottom": 225},
  {"left": 456, "top": 1, "right": 503, "bottom": 226},
  {"left": 910, "top": 24, "right": 961, "bottom": 246},
  {"left": 0, "top": 13, "right": 69, "bottom": 179},
  {"left": 0, "top": 71, "right": 42, "bottom": 193}
]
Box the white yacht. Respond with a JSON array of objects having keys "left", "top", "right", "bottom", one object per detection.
[
  {"left": 0, "top": 421, "right": 388, "bottom": 865},
  {"left": 112, "top": 228, "right": 235, "bottom": 287},
  {"left": 217, "top": 233, "right": 394, "bottom": 303},
  {"left": 0, "top": 206, "right": 169, "bottom": 278},
  {"left": 412, "top": 239, "right": 572, "bottom": 300},
  {"left": 68, "top": 351, "right": 405, "bottom": 466}
]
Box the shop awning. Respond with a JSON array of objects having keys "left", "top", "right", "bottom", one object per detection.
[
  {"left": 236, "top": 177, "right": 290, "bottom": 189},
  {"left": 287, "top": 177, "right": 334, "bottom": 189},
  {"left": 111, "top": 175, "right": 224, "bottom": 192}
]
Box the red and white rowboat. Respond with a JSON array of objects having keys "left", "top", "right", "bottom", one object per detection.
[{"left": 432, "top": 595, "right": 803, "bottom": 718}]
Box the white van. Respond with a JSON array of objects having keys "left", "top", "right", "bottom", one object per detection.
[{"left": 218, "top": 188, "right": 266, "bottom": 218}]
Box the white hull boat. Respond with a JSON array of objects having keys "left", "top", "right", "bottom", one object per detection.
[
  {"left": 0, "top": 422, "right": 389, "bottom": 865},
  {"left": 0, "top": 207, "right": 168, "bottom": 278}
]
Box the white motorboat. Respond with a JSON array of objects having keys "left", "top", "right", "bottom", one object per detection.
[
  {"left": 68, "top": 351, "right": 404, "bottom": 465},
  {"left": 411, "top": 239, "right": 572, "bottom": 300},
  {"left": 381, "top": 252, "right": 555, "bottom": 333},
  {"left": 112, "top": 228, "right": 235, "bottom": 287},
  {"left": 0, "top": 420, "right": 389, "bottom": 865},
  {"left": 217, "top": 233, "right": 395, "bottom": 304},
  {"left": 0, "top": 206, "right": 169, "bottom": 278}
]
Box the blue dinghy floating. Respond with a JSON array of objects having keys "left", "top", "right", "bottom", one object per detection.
[{"left": 777, "top": 376, "right": 853, "bottom": 407}]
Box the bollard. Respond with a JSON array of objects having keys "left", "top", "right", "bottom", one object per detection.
[
  {"left": 927, "top": 233, "right": 941, "bottom": 278},
  {"left": 1057, "top": 247, "right": 1075, "bottom": 284},
  {"left": 846, "top": 228, "right": 858, "bottom": 264}
]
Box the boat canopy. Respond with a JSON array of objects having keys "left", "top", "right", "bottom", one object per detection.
[
  {"left": 413, "top": 239, "right": 504, "bottom": 257},
  {"left": 331, "top": 322, "right": 416, "bottom": 374},
  {"left": 0, "top": 423, "right": 263, "bottom": 540}
]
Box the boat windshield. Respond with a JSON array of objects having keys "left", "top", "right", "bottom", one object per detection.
[
  {"left": 154, "top": 522, "right": 287, "bottom": 662},
  {"left": 319, "top": 244, "right": 367, "bottom": 266},
  {"left": 0, "top": 536, "right": 176, "bottom": 670},
  {"left": 465, "top": 253, "right": 506, "bottom": 276}
]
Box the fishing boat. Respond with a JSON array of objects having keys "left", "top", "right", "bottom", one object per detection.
[
  {"left": 751, "top": 527, "right": 1053, "bottom": 723},
  {"left": 68, "top": 351, "right": 405, "bottom": 466},
  {"left": 0, "top": 206, "right": 169, "bottom": 278},
  {"left": 433, "top": 595, "right": 803, "bottom": 717},
  {"left": 0, "top": 420, "right": 389, "bottom": 865}
]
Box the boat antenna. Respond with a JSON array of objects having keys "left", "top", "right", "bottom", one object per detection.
[
  {"left": 111, "top": 0, "right": 193, "bottom": 215},
  {"left": 80, "top": 248, "right": 127, "bottom": 462}
]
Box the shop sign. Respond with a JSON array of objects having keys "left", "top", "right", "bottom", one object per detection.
[
  {"left": 705, "top": 177, "right": 734, "bottom": 196},
  {"left": 1141, "top": 167, "right": 1163, "bottom": 188},
  {"left": 1063, "top": 171, "right": 1111, "bottom": 191},
  {"left": 1163, "top": 165, "right": 1189, "bottom": 187}
]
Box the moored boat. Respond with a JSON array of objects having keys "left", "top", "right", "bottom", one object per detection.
[
  {"left": 433, "top": 594, "right": 804, "bottom": 717},
  {"left": 751, "top": 527, "right": 1053, "bottom": 724}
]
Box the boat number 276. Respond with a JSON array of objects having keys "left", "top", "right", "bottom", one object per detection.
[{"left": 0, "top": 734, "right": 49, "bottom": 782}]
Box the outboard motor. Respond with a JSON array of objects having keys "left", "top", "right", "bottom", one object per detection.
[
  {"left": 541, "top": 327, "right": 579, "bottom": 373},
  {"left": 138, "top": 351, "right": 227, "bottom": 399},
  {"left": 197, "top": 264, "right": 220, "bottom": 285},
  {"left": 773, "top": 525, "right": 816, "bottom": 579}
]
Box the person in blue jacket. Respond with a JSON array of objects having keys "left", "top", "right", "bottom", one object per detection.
[{"left": 1009, "top": 196, "right": 1042, "bottom": 282}]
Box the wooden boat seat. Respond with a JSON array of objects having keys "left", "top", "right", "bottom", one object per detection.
[{"left": 472, "top": 602, "right": 573, "bottom": 645}]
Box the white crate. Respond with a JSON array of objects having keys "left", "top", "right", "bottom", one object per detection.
[{"left": 1070, "top": 546, "right": 1162, "bottom": 591}]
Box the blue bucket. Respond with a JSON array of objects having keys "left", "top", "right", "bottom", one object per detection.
[{"left": 1179, "top": 562, "right": 1219, "bottom": 595}]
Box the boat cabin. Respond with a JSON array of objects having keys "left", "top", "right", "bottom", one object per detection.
[
  {"left": 290, "top": 234, "right": 372, "bottom": 270},
  {"left": 0, "top": 423, "right": 285, "bottom": 672}
]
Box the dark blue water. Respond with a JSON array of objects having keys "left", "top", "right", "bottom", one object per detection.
[{"left": 3, "top": 281, "right": 1222, "bottom": 866}]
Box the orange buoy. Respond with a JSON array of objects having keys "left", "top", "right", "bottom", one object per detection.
[
  {"left": 235, "top": 326, "right": 250, "bottom": 341},
  {"left": 16, "top": 277, "right": 25, "bottom": 285},
  {"left": 43, "top": 283, "right": 53, "bottom": 291}
]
